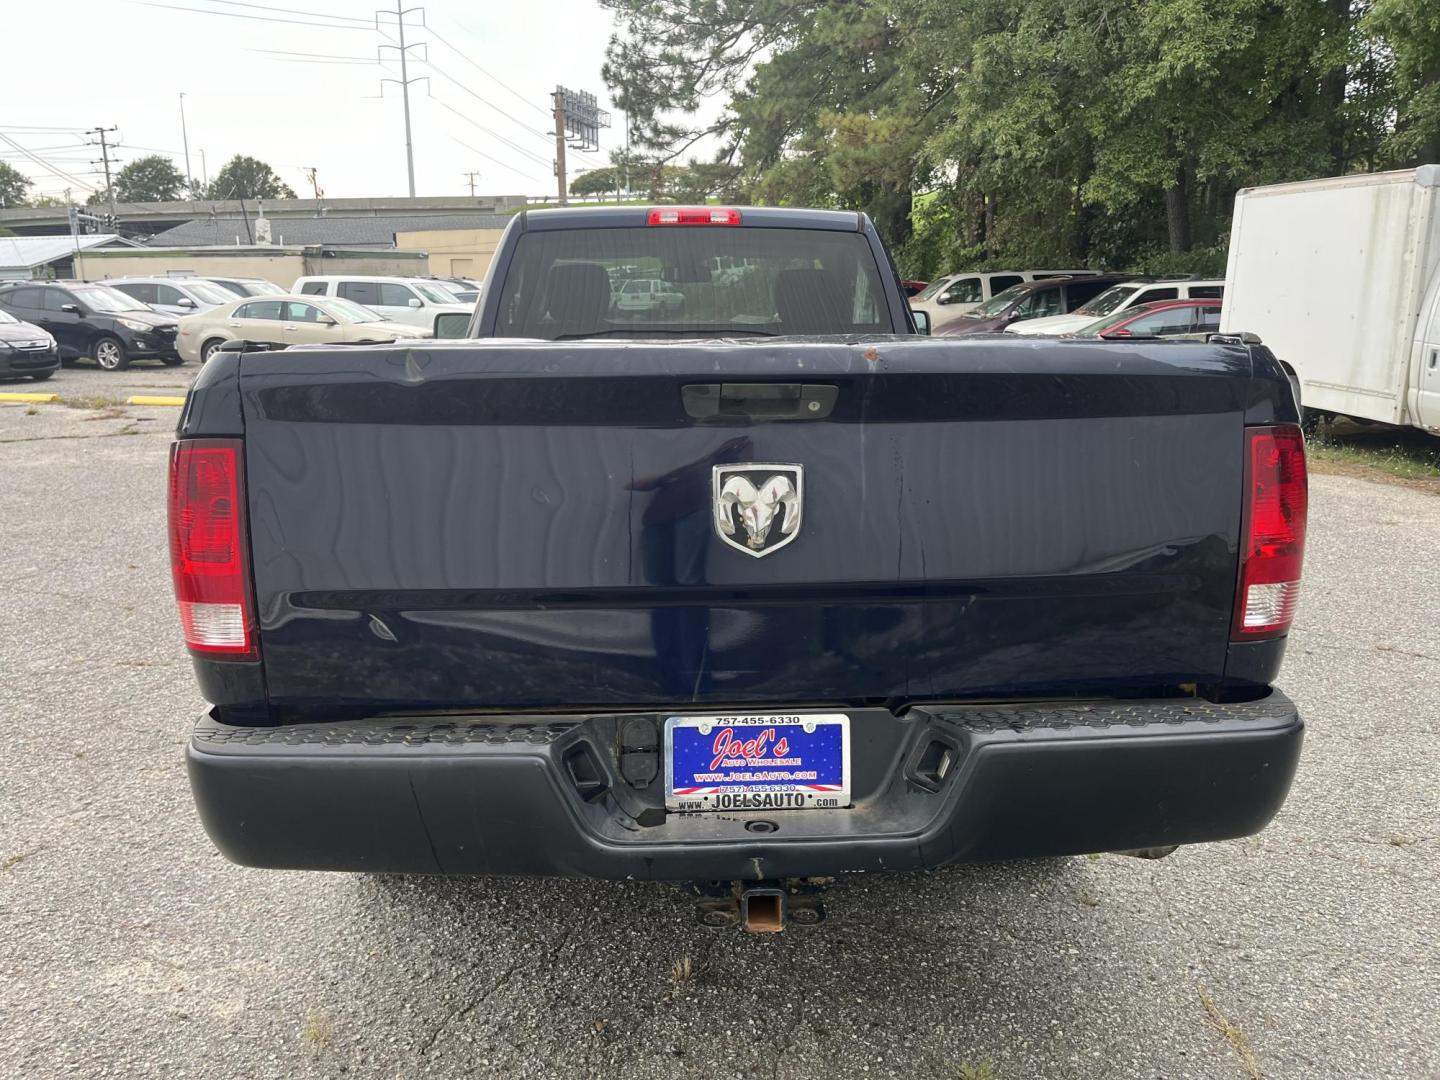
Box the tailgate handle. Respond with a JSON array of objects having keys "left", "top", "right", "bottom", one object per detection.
[{"left": 682, "top": 383, "right": 838, "bottom": 420}]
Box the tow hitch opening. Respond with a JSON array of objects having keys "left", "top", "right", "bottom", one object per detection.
[{"left": 741, "top": 884, "right": 786, "bottom": 933}]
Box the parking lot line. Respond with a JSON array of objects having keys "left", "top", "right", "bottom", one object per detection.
[
  {"left": 0, "top": 391, "right": 59, "bottom": 403},
  {"left": 125, "top": 395, "right": 186, "bottom": 406}
]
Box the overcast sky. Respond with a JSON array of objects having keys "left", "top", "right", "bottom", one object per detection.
[{"left": 1, "top": 0, "right": 644, "bottom": 202}]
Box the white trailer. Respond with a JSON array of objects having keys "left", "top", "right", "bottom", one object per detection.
[{"left": 1221, "top": 166, "right": 1440, "bottom": 433}]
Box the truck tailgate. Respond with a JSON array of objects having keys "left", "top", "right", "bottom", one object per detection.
[{"left": 237, "top": 338, "right": 1250, "bottom": 712}]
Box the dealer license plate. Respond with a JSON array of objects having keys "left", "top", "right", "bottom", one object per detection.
[{"left": 664, "top": 713, "right": 851, "bottom": 812}]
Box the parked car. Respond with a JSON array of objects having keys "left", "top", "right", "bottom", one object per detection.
[
  {"left": 936, "top": 275, "right": 1126, "bottom": 335},
  {"left": 179, "top": 205, "right": 1305, "bottom": 919},
  {"left": 0, "top": 307, "right": 59, "bottom": 381},
  {"left": 912, "top": 269, "right": 1100, "bottom": 323},
  {"left": 1067, "top": 298, "right": 1223, "bottom": 340},
  {"left": 291, "top": 275, "right": 473, "bottom": 330},
  {"left": 176, "top": 294, "right": 429, "bottom": 364},
  {"left": 0, "top": 281, "right": 180, "bottom": 370},
  {"left": 432, "top": 280, "right": 479, "bottom": 303},
  {"left": 104, "top": 277, "right": 237, "bottom": 318},
  {"left": 434, "top": 275, "right": 483, "bottom": 294},
  {"left": 1007, "top": 278, "right": 1226, "bottom": 336},
  {"left": 202, "top": 277, "right": 287, "bottom": 298},
  {"left": 900, "top": 279, "right": 928, "bottom": 297},
  {"left": 614, "top": 277, "right": 686, "bottom": 313},
  {"left": 1223, "top": 166, "right": 1440, "bottom": 431}
]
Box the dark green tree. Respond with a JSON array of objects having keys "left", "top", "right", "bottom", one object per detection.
[
  {"left": 0, "top": 162, "right": 32, "bottom": 208},
  {"left": 113, "top": 155, "right": 188, "bottom": 203},
  {"left": 205, "top": 155, "right": 297, "bottom": 200},
  {"left": 571, "top": 166, "right": 621, "bottom": 198},
  {"left": 601, "top": 0, "right": 1429, "bottom": 276},
  {"left": 1365, "top": 0, "right": 1440, "bottom": 165}
]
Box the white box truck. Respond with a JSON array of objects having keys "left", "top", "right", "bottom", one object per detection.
[{"left": 1221, "top": 166, "right": 1440, "bottom": 434}]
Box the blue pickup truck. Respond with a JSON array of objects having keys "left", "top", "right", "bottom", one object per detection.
[{"left": 172, "top": 206, "right": 1306, "bottom": 929}]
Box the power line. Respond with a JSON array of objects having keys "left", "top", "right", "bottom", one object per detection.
[
  {"left": 431, "top": 97, "right": 552, "bottom": 170},
  {"left": 420, "top": 58, "right": 555, "bottom": 146},
  {"left": 0, "top": 125, "right": 90, "bottom": 133},
  {"left": 276, "top": 56, "right": 380, "bottom": 65},
  {"left": 249, "top": 47, "right": 378, "bottom": 61},
  {"left": 0, "top": 133, "right": 98, "bottom": 192},
  {"left": 133, "top": 2, "right": 373, "bottom": 31},
  {"left": 195, "top": 0, "right": 372, "bottom": 22},
  {"left": 448, "top": 136, "right": 548, "bottom": 184},
  {"left": 425, "top": 25, "right": 551, "bottom": 119},
  {"left": 115, "top": 143, "right": 186, "bottom": 155}
]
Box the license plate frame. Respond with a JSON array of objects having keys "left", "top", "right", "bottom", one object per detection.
[{"left": 663, "top": 713, "right": 851, "bottom": 812}]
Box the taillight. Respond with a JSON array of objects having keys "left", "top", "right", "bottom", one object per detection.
[
  {"left": 168, "top": 439, "right": 256, "bottom": 659},
  {"left": 647, "top": 207, "right": 742, "bottom": 226},
  {"left": 1233, "top": 425, "right": 1307, "bottom": 639}
]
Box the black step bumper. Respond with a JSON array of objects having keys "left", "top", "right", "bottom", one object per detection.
[{"left": 187, "top": 692, "right": 1303, "bottom": 880}]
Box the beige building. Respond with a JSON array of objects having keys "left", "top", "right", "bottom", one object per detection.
[
  {"left": 75, "top": 245, "right": 430, "bottom": 291},
  {"left": 396, "top": 227, "right": 508, "bottom": 281}
]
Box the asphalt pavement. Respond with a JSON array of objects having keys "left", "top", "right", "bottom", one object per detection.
[{"left": 1, "top": 378, "right": 1436, "bottom": 1079}]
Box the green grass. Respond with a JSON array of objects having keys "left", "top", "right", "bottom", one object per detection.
[{"left": 1308, "top": 420, "right": 1440, "bottom": 486}]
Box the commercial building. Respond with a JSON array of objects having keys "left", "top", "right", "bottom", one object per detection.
[
  {"left": 147, "top": 212, "right": 511, "bottom": 282},
  {"left": 74, "top": 245, "right": 429, "bottom": 291},
  {"left": 0, "top": 195, "right": 528, "bottom": 238},
  {"left": 0, "top": 234, "right": 143, "bottom": 281}
]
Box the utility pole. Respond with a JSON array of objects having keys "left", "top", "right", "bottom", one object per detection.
[
  {"left": 378, "top": 2, "right": 427, "bottom": 198},
  {"left": 86, "top": 126, "right": 118, "bottom": 220},
  {"left": 553, "top": 88, "right": 568, "bottom": 206},
  {"left": 463, "top": 171, "right": 479, "bottom": 197},
  {"left": 623, "top": 109, "right": 630, "bottom": 200},
  {"left": 303, "top": 167, "right": 323, "bottom": 199},
  {"left": 179, "top": 92, "right": 193, "bottom": 193},
  {"left": 199, "top": 149, "right": 208, "bottom": 192}
]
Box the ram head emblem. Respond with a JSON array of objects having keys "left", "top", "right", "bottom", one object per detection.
[{"left": 712, "top": 464, "right": 804, "bottom": 558}]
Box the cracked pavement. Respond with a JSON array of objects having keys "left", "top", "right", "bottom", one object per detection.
[{"left": 1, "top": 369, "right": 1437, "bottom": 1078}]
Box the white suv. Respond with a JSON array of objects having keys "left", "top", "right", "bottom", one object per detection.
[
  {"left": 911, "top": 269, "right": 1098, "bottom": 322},
  {"left": 614, "top": 277, "right": 685, "bottom": 313},
  {"left": 291, "top": 275, "right": 473, "bottom": 330},
  {"left": 1007, "top": 278, "right": 1226, "bottom": 336}
]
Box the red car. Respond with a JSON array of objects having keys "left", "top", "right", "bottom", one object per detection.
[
  {"left": 901, "top": 279, "right": 928, "bottom": 297},
  {"left": 1071, "top": 298, "right": 1223, "bottom": 340}
]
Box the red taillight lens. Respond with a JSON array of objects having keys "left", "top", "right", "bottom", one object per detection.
[
  {"left": 168, "top": 439, "right": 256, "bottom": 659},
  {"left": 1233, "top": 425, "right": 1308, "bottom": 639},
  {"left": 647, "top": 207, "right": 742, "bottom": 226}
]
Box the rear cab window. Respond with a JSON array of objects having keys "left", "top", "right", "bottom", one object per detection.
[{"left": 493, "top": 225, "right": 891, "bottom": 339}]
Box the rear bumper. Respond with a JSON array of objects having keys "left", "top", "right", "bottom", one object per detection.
[{"left": 187, "top": 691, "right": 1302, "bottom": 880}]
